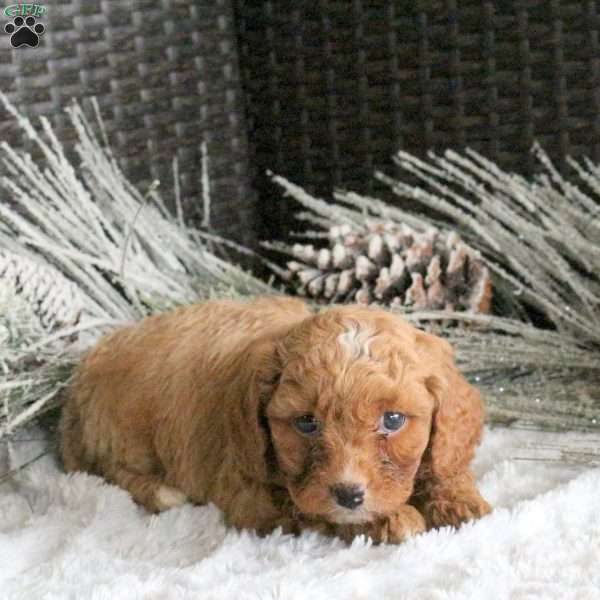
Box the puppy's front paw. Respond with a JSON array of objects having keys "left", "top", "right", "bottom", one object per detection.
[
  {"left": 425, "top": 494, "right": 491, "bottom": 529},
  {"left": 336, "top": 506, "right": 425, "bottom": 544},
  {"left": 375, "top": 505, "right": 427, "bottom": 544}
]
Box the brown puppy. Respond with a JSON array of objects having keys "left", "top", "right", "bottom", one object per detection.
[{"left": 60, "top": 296, "right": 490, "bottom": 543}]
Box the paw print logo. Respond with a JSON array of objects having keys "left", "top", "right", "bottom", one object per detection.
[{"left": 4, "top": 16, "right": 45, "bottom": 48}]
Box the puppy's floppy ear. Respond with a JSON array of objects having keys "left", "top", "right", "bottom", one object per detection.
[
  {"left": 415, "top": 330, "right": 485, "bottom": 481},
  {"left": 226, "top": 337, "right": 282, "bottom": 483}
]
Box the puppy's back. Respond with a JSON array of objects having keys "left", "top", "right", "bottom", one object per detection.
[{"left": 59, "top": 296, "right": 311, "bottom": 500}]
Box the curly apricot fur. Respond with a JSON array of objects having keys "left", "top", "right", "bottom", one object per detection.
[{"left": 60, "top": 297, "right": 490, "bottom": 543}]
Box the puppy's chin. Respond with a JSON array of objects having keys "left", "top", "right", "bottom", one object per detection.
[{"left": 327, "top": 508, "right": 373, "bottom": 525}]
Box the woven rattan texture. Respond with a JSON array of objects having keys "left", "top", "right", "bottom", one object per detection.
[
  {"left": 235, "top": 0, "right": 600, "bottom": 235},
  {"left": 0, "top": 0, "right": 255, "bottom": 243}
]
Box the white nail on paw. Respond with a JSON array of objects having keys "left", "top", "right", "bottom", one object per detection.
[{"left": 155, "top": 485, "right": 188, "bottom": 510}]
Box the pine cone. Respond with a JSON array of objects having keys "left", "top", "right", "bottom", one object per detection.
[
  {"left": 283, "top": 221, "right": 492, "bottom": 313},
  {"left": 0, "top": 252, "right": 84, "bottom": 331}
]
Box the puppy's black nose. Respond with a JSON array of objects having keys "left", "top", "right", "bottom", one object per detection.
[{"left": 330, "top": 484, "right": 365, "bottom": 510}]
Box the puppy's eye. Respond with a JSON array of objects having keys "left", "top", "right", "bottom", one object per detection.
[
  {"left": 378, "top": 412, "right": 406, "bottom": 434},
  {"left": 293, "top": 415, "right": 319, "bottom": 435}
]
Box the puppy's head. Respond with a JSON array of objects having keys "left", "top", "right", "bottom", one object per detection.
[{"left": 264, "top": 307, "right": 443, "bottom": 525}]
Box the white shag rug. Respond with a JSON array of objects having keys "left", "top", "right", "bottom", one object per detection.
[{"left": 1, "top": 427, "right": 599, "bottom": 600}]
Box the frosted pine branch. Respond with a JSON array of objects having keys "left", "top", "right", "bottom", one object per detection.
[
  {"left": 269, "top": 147, "right": 600, "bottom": 433},
  {"left": 0, "top": 93, "right": 275, "bottom": 439},
  {"left": 380, "top": 146, "right": 600, "bottom": 343}
]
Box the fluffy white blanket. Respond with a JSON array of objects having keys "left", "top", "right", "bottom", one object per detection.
[{"left": 1, "top": 427, "right": 599, "bottom": 600}]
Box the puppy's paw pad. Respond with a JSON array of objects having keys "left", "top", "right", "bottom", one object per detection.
[{"left": 155, "top": 485, "right": 188, "bottom": 511}]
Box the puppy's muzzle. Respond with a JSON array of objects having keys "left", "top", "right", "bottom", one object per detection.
[{"left": 330, "top": 484, "right": 365, "bottom": 510}]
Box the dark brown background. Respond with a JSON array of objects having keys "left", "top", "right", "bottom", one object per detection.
[
  {"left": 1, "top": 1, "right": 599, "bottom": 244},
  {"left": 236, "top": 0, "right": 600, "bottom": 237}
]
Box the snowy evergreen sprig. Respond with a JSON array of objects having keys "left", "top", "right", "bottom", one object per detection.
[
  {"left": 378, "top": 146, "right": 600, "bottom": 344},
  {"left": 0, "top": 93, "right": 274, "bottom": 439},
  {"left": 270, "top": 148, "right": 600, "bottom": 432},
  {"left": 0, "top": 283, "right": 76, "bottom": 437}
]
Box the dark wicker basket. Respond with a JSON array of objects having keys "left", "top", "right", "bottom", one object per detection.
[
  {"left": 0, "top": 0, "right": 256, "bottom": 244},
  {"left": 2, "top": 2, "right": 599, "bottom": 244},
  {"left": 235, "top": 0, "right": 600, "bottom": 237}
]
